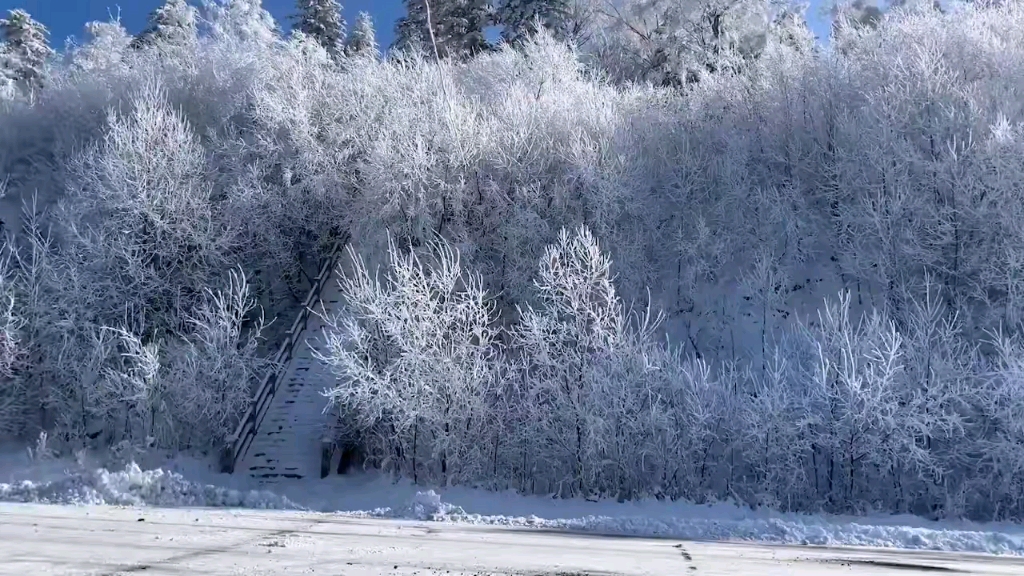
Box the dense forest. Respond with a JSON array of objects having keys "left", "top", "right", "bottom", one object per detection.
[{"left": 2, "top": 0, "right": 1024, "bottom": 523}]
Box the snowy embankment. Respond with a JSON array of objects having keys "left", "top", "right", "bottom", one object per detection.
[{"left": 2, "top": 449, "right": 1024, "bottom": 557}]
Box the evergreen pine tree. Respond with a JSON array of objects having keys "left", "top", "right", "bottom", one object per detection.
[
  {"left": 445, "top": 0, "right": 491, "bottom": 57},
  {"left": 392, "top": 0, "right": 431, "bottom": 58},
  {"left": 0, "top": 9, "right": 54, "bottom": 96},
  {"left": 201, "top": 0, "right": 279, "bottom": 45},
  {"left": 345, "top": 11, "right": 379, "bottom": 58},
  {"left": 497, "top": 0, "right": 570, "bottom": 46},
  {"left": 130, "top": 0, "right": 199, "bottom": 51},
  {"left": 393, "top": 0, "right": 491, "bottom": 60},
  {"left": 292, "top": 0, "right": 346, "bottom": 57}
]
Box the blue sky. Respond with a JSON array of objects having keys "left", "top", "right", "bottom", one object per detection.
[{"left": 0, "top": 1, "right": 830, "bottom": 52}]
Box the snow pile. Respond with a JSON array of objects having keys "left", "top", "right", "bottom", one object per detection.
[
  {"left": 3, "top": 454, "right": 1024, "bottom": 558},
  {"left": 348, "top": 490, "right": 1024, "bottom": 557},
  {"left": 0, "top": 462, "right": 302, "bottom": 509},
  {"left": 388, "top": 489, "right": 468, "bottom": 521}
]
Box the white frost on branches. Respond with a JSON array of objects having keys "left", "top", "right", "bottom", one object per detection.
[
  {"left": 0, "top": 9, "right": 54, "bottom": 98},
  {"left": 130, "top": 0, "right": 199, "bottom": 53},
  {"left": 200, "top": 0, "right": 280, "bottom": 46},
  {"left": 345, "top": 12, "right": 379, "bottom": 59},
  {"left": 292, "top": 0, "right": 346, "bottom": 57},
  {"left": 316, "top": 236, "right": 504, "bottom": 485},
  {"left": 2, "top": 0, "right": 1024, "bottom": 526}
]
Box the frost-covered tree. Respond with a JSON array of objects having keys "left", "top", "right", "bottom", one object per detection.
[
  {"left": 829, "top": 0, "right": 943, "bottom": 52},
  {"left": 130, "top": 0, "right": 199, "bottom": 51},
  {"left": 66, "top": 19, "right": 133, "bottom": 73},
  {"left": 4, "top": 76, "right": 272, "bottom": 450},
  {"left": 828, "top": 0, "right": 885, "bottom": 47},
  {"left": 799, "top": 293, "right": 914, "bottom": 508},
  {"left": 510, "top": 226, "right": 667, "bottom": 497},
  {"left": 497, "top": 0, "right": 572, "bottom": 45},
  {"left": 345, "top": 11, "right": 379, "bottom": 58},
  {"left": 0, "top": 235, "right": 27, "bottom": 437},
  {"left": 292, "top": 0, "right": 346, "bottom": 57},
  {"left": 317, "top": 236, "right": 504, "bottom": 484},
  {"left": 2, "top": 0, "right": 1024, "bottom": 523},
  {"left": 830, "top": 0, "right": 942, "bottom": 37},
  {"left": 767, "top": 2, "right": 817, "bottom": 53},
  {"left": 584, "top": 0, "right": 782, "bottom": 85},
  {"left": 200, "top": 0, "right": 280, "bottom": 45},
  {"left": 393, "top": 0, "right": 431, "bottom": 56},
  {"left": 0, "top": 9, "right": 54, "bottom": 97},
  {"left": 393, "top": 0, "right": 491, "bottom": 60},
  {"left": 443, "top": 0, "right": 493, "bottom": 57},
  {"left": 83, "top": 268, "right": 268, "bottom": 450},
  {"left": 58, "top": 81, "right": 240, "bottom": 337}
]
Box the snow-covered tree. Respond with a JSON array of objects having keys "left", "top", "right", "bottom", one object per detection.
[
  {"left": 442, "top": 0, "right": 493, "bottom": 57},
  {"left": 766, "top": 2, "right": 817, "bottom": 53},
  {"left": 345, "top": 11, "right": 379, "bottom": 58},
  {"left": 393, "top": 0, "right": 491, "bottom": 60},
  {"left": 130, "top": 0, "right": 199, "bottom": 51},
  {"left": 0, "top": 9, "right": 54, "bottom": 97},
  {"left": 583, "top": 0, "right": 782, "bottom": 86},
  {"left": 829, "top": 0, "right": 944, "bottom": 52},
  {"left": 292, "top": 0, "right": 346, "bottom": 57},
  {"left": 200, "top": 0, "right": 279, "bottom": 46},
  {"left": 1, "top": 0, "right": 1024, "bottom": 523},
  {"left": 317, "top": 235, "right": 505, "bottom": 484},
  {"left": 85, "top": 267, "right": 268, "bottom": 450},
  {"left": 393, "top": 0, "right": 431, "bottom": 57},
  {"left": 59, "top": 81, "right": 239, "bottom": 338},
  {"left": 0, "top": 234, "right": 27, "bottom": 437},
  {"left": 828, "top": 0, "right": 885, "bottom": 49},
  {"left": 511, "top": 226, "right": 666, "bottom": 497},
  {"left": 66, "top": 19, "right": 133, "bottom": 73},
  {"left": 497, "top": 0, "right": 572, "bottom": 45}
]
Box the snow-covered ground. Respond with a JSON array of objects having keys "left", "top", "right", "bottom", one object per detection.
[
  {"left": 3, "top": 445, "right": 1024, "bottom": 558},
  {"left": 14, "top": 502, "right": 1024, "bottom": 576}
]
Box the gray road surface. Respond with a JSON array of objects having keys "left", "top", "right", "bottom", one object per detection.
[{"left": 3, "top": 502, "right": 1024, "bottom": 575}]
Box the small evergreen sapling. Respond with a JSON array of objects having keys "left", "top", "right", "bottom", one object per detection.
[{"left": 345, "top": 11, "right": 379, "bottom": 58}]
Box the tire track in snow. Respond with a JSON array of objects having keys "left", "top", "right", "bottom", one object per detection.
[{"left": 675, "top": 543, "right": 698, "bottom": 572}]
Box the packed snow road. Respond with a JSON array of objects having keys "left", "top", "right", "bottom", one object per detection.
[{"left": 3, "top": 503, "right": 1024, "bottom": 575}]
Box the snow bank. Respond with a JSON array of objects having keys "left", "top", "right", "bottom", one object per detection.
[
  {"left": 350, "top": 489, "right": 1024, "bottom": 556},
  {"left": 2, "top": 452, "right": 1024, "bottom": 558},
  {"left": 0, "top": 462, "right": 302, "bottom": 509}
]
